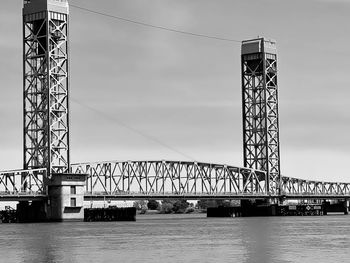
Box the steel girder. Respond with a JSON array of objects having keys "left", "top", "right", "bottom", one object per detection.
[
  {"left": 71, "top": 160, "right": 267, "bottom": 197},
  {"left": 0, "top": 168, "right": 47, "bottom": 195},
  {"left": 242, "top": 43, "right": 281, "bottom": 194},
  {"left": 23, "top": 9, "right": 70, "bottom": 175}
]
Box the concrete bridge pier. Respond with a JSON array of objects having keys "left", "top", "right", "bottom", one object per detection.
[
  {"left": 46, "top": 174, "right": 87, "bottom": 222},
  {"left": 206, "top": 199, "right": 279, "bottom": 217},
  {"left": 17, "top": 174, "right": 86, "bottom": 222},
  {"left": 17, "top": 201, "right": 46, "bottom": 223},
  {"left": 344, "top": 199, "right": 349, "bottom": 215},
  {"left": 322, "top": 200, "right": 349, "bottom": 215},
  {"left": 322, "top": 200, "right": 328, "bottom": 215},
  {"left": 240, "top": 199, "right": 278, "bottom": 216}
]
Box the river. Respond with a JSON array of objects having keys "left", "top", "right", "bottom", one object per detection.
[{"left": 0, "top": 213, "right": 349, "bottom": 263}]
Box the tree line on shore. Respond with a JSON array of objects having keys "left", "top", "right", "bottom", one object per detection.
[
  {"left": 133, "top": 199, "right": 240, "bottom": 214},
  {"left": 133, "top": 199, "right": 193, "bottom": 214}
]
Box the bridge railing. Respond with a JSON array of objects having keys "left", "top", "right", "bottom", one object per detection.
[
  {"left": 71, "top": 160, "right": 268, "bottom": 197},
  {"left": 0, "top": 168, "right": 47, "bottom": 195}
]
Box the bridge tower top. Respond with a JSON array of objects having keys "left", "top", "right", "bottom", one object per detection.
[
  {"left": 242, "top": 37, "right": 276, "bottom": 55},
  {"left": 23, "top": 0, "right": 69, "bottom": 14},
  {"left": 23, "top": 0, "right": 70, "bottom": 175},
  {"left": 241, "top": 37, "right": 281, "bottom": 194}
]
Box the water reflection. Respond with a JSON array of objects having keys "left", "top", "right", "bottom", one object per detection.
[
  {"left": 18, "top": 224, "right": 61, "bottom": 262},
  {"left": 1, "top": 214, "right": 350, "bottom": 263}
]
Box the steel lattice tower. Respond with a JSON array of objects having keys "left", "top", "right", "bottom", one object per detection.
[
  {"left": 23, "top": 0, "right": 70, "bottom": 175},
  {"left": 241, "top": 38, "right": 281, "bottom": 194}
]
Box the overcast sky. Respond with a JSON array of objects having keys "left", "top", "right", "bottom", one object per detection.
[{"left": 0, "top": 0, "right": 349, "bottom": 182}]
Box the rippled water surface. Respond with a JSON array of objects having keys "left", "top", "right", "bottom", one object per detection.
[{"left": 0, "top": 214, "right": 349, "bottom": 263}]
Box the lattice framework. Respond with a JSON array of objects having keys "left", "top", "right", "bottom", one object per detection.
[
  {"left": 72, "top": 160, "right": 267, "bottom": 197},
  {"left": 281, "top": 177, "right": 350, "bottom": 197},
  {"left": 23, "top": 9, "right": 70, "bottom": 174},
  {"left": 0, "top": 162, "right": 349, "bottom": 199},
  {"left": 0, "top": 168, "right": 47, "bottom": 194},
  {"left": 242, "top": 42, "right": 280, "bottom": 194}
]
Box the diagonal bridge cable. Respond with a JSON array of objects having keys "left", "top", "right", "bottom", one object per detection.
[
  {"left": 70, "top": 3, "right": 241, "bottom": 43},
  {"left": 71, "top": 98, "right": 197, "bottom": 161}
]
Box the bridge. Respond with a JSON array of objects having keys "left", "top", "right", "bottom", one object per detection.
[
  {"left": 0, "top": 0, "right": 349, "bottom": 220},
  {"left": 1, "top": 161, "right": 350, "bottom": 201}
]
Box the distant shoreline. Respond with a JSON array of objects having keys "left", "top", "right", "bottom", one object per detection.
[{"left": 137, "top": 209, "right": 206, "bottom": 215}]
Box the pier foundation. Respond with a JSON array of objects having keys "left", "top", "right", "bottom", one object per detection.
[
  {"left": 206, "top": 200, "right": 325, "bottom": 217},
  {"left": 207, "top": 206, "right": 235, "bottom": 217},
  {"left": 240, "top": 199, "right": 277, "bottom": 217},
  {"left": 84, "top": 207, "right": 136, "bottom": 221},
  {"left": 46, "top": 173, "right": 87, "bottom": 222},
  {"left": 344, "top": 199, "right": 349, "bottom": 215},
  {"left": 322, "top": 200, "right": 349, "bottom": 215},
  {"left": 17, "top": 201, "right": 46, "bottom": 223}
]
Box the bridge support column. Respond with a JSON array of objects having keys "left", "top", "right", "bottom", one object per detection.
[
  {"left": 240, "top": 199, "right": 278, "bottom": 217},
  {"left": 344, "top": 199, "right": 349, "bottom": 215},
  {"left": 46, "top": 173, "right": 87, "bottom": 222},
  {"left": 322, "top": 200, "right": 328, "bottom": 215},
  {"left": 17, "top": 201, "right": 46, "bottom": 223}
]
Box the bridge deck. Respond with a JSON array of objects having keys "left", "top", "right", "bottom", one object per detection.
[
  {"left": 0, "top": 193, "right": 349, "bottom": 202},
  {"left": 1, "top": 162, "right": 350, "bottom": 201},
  {"left": 83, "top": 194, "right": 350, "bottom": 201},
  {"left": 0, "top": 194, "right": 47, "bottom": 202}
]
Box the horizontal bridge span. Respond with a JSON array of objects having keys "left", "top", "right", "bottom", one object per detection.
[
  {"left": 0, "top": 193, "right": 47, "bottom": 201},
  {"left": 0, "top": 168, "right": 47, "bottom": 196},
  {"left": 83, "top": 193, "right": 271, "bottom": 201},
  {"left": 1, "top": 162, "right": 350, "bottom": 199},
  {"left": 281, "top": 176, "right": 350, "bottom": 196},
  {"left": 71, "top": 160, "right": 350, "bottom": 198},
  {"left": 71, "top": 160, "right": 268, "bottom": 196},
  {"left": 83, "top": 193, "right": 350, "bottom": 201}
]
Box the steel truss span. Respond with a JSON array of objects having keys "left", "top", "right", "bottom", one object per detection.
[
  {"left": 71, "top": 160, "right": 350, "bottom": 199},
  {"left": 0, "top": 168, "right": 47, "bottom": 199},
  {"left": 71, "top": 161, "right": 267, "bottom": 198},
  {"left": 0, "top": 164, "right": 350, "bottom": 199},
  {"left": 280, "top": 177, "right": 350, "bottom": 198}
]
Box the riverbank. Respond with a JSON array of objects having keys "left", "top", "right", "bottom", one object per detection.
[{"left": 137, "top": 208, "right": 206, "bottom": 215}]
